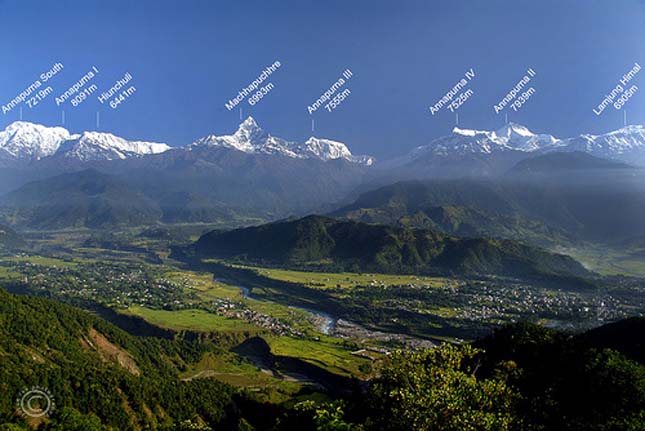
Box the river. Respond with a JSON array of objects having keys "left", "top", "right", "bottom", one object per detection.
[{"left": 234, "top": 282, "right": 337, "bottom": 335}]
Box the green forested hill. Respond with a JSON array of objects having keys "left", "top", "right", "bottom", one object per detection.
[
  {"left": 332, "top": 180, "right": 568, "bottom": 246},
  {"left": 194, "top": 215, "right": 591, "bottom": 281},
  {"left": 331, "top": 178, "right": 645, "bottom": 245},
  {"left": 0, "top": 288, "right": 258, "bottom": 430},
  {"left": 0, "top": 169, "right": 162, "bottom": 229},
  {"left": 581, "top": 316, "right": 645, "bottom": 364}
]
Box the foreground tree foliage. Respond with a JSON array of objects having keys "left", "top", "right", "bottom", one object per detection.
[
  {"left": 476, "top": 322, "right": 645, "bottom": 431},
  {"left": 367, "top": 345, "right": 518, "bottom": 431},
  {"left": 276, "top": 323, "right": 645, "bottom": 431},
  {"left": 274, "top": 345, "right": 518, "bottom": 431},
  {"left": 274, "top": 400, "right": 359, "bottom": 431}
]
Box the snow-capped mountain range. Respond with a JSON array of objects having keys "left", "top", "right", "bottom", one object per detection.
[
  {"left": 406, "top": 123, "right": 560, "bottom": 159},
  {"left": 0, "top": 121, "right": 169, "bottom": 163},
  {"left": 54, "top": 132, "right": 170, "bottom": 162},
  {"left": 3, "top": 118, "right": 645, "bottom": 168},
  {"left": 0, "top": 117, "right": 374, "bottom": 166},
  {"left": 394, "top": 122, "right": 645, "bottom": 166},
  {"left": 557, "top": 125, "right": 645, "bottom": 161},
  {"left": 190, "top": 117, "right": 375, "bottom": 165}
]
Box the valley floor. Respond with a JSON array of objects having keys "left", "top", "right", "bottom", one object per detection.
[{"left": 1, "top": 226, "right": 644, "bottom": 401}]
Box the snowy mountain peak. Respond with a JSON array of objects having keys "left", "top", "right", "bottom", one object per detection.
[
  {"left": 55, "top": 131, "right": 170, "bottom": 161},
  {"left": 496, "top": 122, "right": 535, "bottom": 138},
  {"left": 452, "top": 123, "right": 537, "bottom": 140},
  {"left": 190, "top": 119, "right": 372, "bottom": 165},
  {"left": 558, "top": 125, "right": 645, "bottom": 159},
  {"left": 301, "top": 137, "right": 375, "bottom": 165},
  {"left": 496, "top": 123, "right": 559, "bottom": 151},
  {"left": 452, "top": 127, "right": 490, "bottom": 137},
  {"left": 303, "top": 137, "right": 353, "bottom": 160},
  {"left": 0, "top": 121, "right": 74, "bottom": 162},
  {"left": 608, "top": 124, "right": 645, "bottom": 135},
  {"left": 233, "top": 116, "right": 268, "bottom": 146},
  {"left": 407, "top": 123, "right": 560, "bottom": 161},
  {"left": 5, "top": 121, "right": 64, "bottom": 135},
  {"left": 239, "top": 116, "right": 260, "bottom": 130}
]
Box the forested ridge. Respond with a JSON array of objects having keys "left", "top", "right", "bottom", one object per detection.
[
  {"left": 194, "top": 215, "right": 590, "bottom": 281},
  {"left": 0, "top": 288, "right": 263, "bottom": 430},
  {"left": 1, "top": 288, "right": 644, "bottom": 430}
]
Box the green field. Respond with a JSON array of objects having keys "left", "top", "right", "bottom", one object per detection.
[
  {"left": 266, "top": 335, "right": 372, "bottom": 377},
  {"left": 165, "top": 269, "right": 243, "bottom": 298},
  {"left": 165, "top": 268, "right": 329, "bottom": 332},
  {"left": 179, "top": 351, "right": 304, "bottom": 403},
  {"left": 124, "top": 305, "right": 371, "bottom": 374},
  {"left": 124, "top": 306, "right": 264, "bottom": 334},
  {"left": 562, "top": 246, "right": 645, "bottom": 277},
  {"left": 3, "top": 254, "right": 78, "bottom": 267},
  {"left": 224, "top": 261, "right": 453, "bottom": 289},
  {"left": 0, "top": 265, "right": 20, "bottom": 280}
]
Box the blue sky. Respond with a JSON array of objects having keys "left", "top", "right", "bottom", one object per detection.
[{"left": 1, "top": 0, "right": 644, "bottom": 157}]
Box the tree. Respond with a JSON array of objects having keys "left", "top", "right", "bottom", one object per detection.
[
  {"left": 275, "top": 401, "right": 360, "bottom": 431},
  {"left": 44, "top": 407, "right": 104, "bottom": 431},
  {"left": 0, "top": 424, "right": 29, "bottom": 431},
  {"left": 368, "top": 344, "right": 519, "bottom": 431}
]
